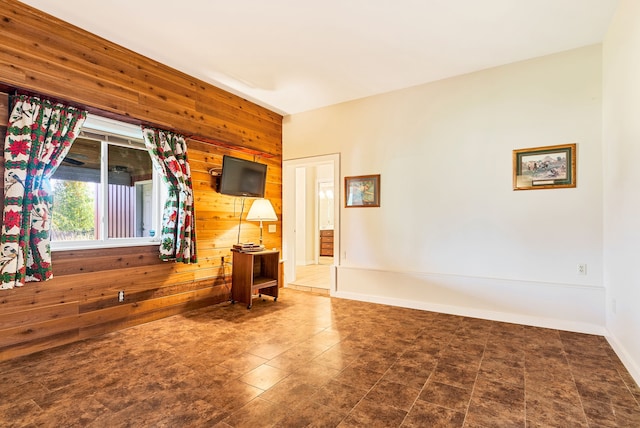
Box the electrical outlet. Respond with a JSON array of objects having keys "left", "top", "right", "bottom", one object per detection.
[
  {"left": 118, "top": 290, "right": 125, "bottom": 302},
  {"left": 268, "top": 224, "right": 276, "bottom": 233},
  {"left": 576, "top": 263, "right": 587, "bottom": 275}
]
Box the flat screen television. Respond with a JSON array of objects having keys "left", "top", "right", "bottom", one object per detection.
[{"left": 218, "top": 155, "right": 267, "bottom": 198}]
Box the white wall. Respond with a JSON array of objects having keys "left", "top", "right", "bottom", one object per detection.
[
  {"left": 294, "top": 167, "right": 307, "bottom": 265},
  {"left": 303, "top": 167, "right": 317, "bottom": 263},
  {"left": 317, "top": 164, "right": 335, "bottom": 230},
  {"left": 293, "top": 164, "right": 335, "bottom": 265},
  {"left": 603, "top": 0, "right": 640, "bottom": 384},
  {"left": 284, "top": 45, "right": 605, "bottom": 334}
]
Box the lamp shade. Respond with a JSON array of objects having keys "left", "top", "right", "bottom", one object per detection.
[{"left": 246, "top": 198, "right": 278, "bottom": 222}]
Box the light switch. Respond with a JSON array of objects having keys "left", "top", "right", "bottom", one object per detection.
[{"left": 268, "top": 224, "right": 276, "bottom": 233}]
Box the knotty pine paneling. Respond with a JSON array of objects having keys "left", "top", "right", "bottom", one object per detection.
[
  {"left": 0, "top": 2, "right": 281, "bottom": 148},
  {"left": 0, "top": 0, "right": 282, "bottom": 360}
]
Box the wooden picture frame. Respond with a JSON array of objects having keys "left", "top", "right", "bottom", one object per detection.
[
  {"left": 513, "top": 143, "right": 576, "bottom": 190},
  {"left": 345, "top": 174, "right": 380, "bottom": 207}
]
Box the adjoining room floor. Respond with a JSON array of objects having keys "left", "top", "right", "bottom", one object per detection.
[
  {"left": 1, "top": 288, "right": 639, "bottom": 427},
  {"left": 287, "top": 257, "right": 333, "bottom": 294}
]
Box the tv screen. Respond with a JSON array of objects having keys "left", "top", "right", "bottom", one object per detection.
[{"left": 218, "top": 155, "right": 267, "bottom": 198}]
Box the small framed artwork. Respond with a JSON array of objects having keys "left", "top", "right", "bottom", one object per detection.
[
  {"left": 345, "top": 174, "right": 380, "bottom": 207},
  {"left": 513, "top": 143, "right": 576, "bottom": 190}
]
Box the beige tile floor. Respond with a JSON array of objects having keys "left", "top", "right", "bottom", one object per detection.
[
  {"left": 1, "top": 288, "right": 639, "bottom": 427},
  {"left": 286, "top": 257, "right": 333, "bottom": 295}
]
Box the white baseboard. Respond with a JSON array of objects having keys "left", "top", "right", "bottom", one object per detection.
[{"left": 606, "top": 333, "right": 640, "bottom": 387}]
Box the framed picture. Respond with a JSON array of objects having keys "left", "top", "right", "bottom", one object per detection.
[
  {"left": 513, "top": 143, "right": 576, "bottom": 190},
  {"left": 345, "top": 174, "right": 380, "bottom": 207}
]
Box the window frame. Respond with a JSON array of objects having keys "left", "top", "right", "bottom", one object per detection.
[{"left": 51, "top": 114, "right": 165, "bottom": 252}]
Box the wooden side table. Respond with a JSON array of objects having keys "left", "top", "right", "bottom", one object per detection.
[{"left": 231, "top": 249, "right": 279, "bottom": 309}]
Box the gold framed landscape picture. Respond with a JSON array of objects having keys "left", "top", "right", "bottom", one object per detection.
[
  {"left": 513, "top": 143, "right": 576, "bottom": 190},
  {"left": 345, "top": 174, "right": 380, "bottom": 207}
]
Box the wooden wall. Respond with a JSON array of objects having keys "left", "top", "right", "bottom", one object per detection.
[{"left": 0, "top": 1, "right": 282, "bottom": 360}]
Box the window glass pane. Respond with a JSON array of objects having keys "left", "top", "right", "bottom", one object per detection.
[
  {"left": 51, "top": 138, "right": 101, "bottom": 241},
  {"left": 107, "top": 144, "right": 154, "bottom": 238},
  {"left": 51, "top": 137, "right": 101, "bottom": 183},
  {"left": 50, "top": 117, "right": 161, "bottom": 247}
]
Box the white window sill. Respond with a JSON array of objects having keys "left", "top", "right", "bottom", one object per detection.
[{"left": 51, "top": 238, "right": 161, "bottom": 252}]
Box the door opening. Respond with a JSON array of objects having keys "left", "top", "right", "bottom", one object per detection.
[{"left": 283, "top": 154, "right": 340, "bottom": 294}]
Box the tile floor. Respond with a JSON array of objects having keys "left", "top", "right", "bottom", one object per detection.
[
  {"left": 1, "top": 288, "right": 639, "bottom": 427},
  {"left": 287, "top": 257, "right": 333, "bottom": 295}
]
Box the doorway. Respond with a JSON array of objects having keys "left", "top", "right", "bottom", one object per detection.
[{"left": 283, "top": 154, "right": 340, "bottom": 294}]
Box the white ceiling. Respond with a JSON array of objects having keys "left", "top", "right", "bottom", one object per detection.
[{"left": 21, "top": 0, "right": 619, "bottom": 116}]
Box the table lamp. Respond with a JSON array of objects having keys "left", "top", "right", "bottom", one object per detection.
[{"left": 246, "top": 198, "right": 278, "bottom": 246}]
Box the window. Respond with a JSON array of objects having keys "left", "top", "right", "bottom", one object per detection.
[{"left": 50, "top": 114, "right": 166, "bottom": 250}]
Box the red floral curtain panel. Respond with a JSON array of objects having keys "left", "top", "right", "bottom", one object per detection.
[
  {"left": 0, "top": 95, "right": 87, "bottom": 289},
  {"left": 142, "top": 127, "right": 197, "bottom": 263}
]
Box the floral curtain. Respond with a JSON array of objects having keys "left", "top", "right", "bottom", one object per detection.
[
  {"left": 142, "top": 127, "right": 197, "bottom": 263},
  {"left": 0, "top": 95, "right": 87, "bottom": 289}
]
